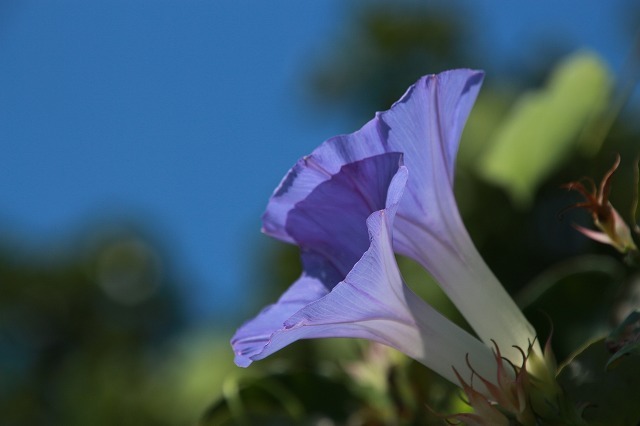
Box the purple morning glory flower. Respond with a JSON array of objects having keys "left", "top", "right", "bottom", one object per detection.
[{"left": 232, "top": 69, "right": 539, "bottom": 389}]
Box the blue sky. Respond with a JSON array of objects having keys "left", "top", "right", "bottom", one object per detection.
[{"left": 0, "top": 0, "right": 635, "bottom": 322}]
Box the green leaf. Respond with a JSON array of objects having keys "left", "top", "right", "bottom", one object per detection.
[
  {"left": 477, "top": 50, "right": 613, "bottom": 206},
  {"left": 198, "top": 371, "right": 355, "bottom": 426},
  {"left": 605, "top": 309, "right": 640, "bottom": 370},
  {"left": 558, "top": 338, "right": 640, "bottom": 425},
  {"left": 517, "top": 255, "right": 623, "bottom": 360}
]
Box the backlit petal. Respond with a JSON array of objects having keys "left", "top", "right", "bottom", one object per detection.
[
  {"left": 234, "top": 161, "right": 500, "bottom": 388},
  {"left": 232, "top": 153, "right": 405, "bottom": 366},
  {"left": 260, "top": 69, "right": 537, "bottom": 362}
]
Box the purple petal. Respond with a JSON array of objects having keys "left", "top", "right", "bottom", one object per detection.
[
  {"left": 262, "top": 69, "right": 483, "bottom": 246},
  {"left": 277, "top": 207, "right": 499, "bottom": 388},
  {"left": 235, "top": 167, "right": 500, "bottom": 388},
  {"left": 259, "top": 69, "right": 538, "bottom": 361},
  {"left": 232, "top": 274, "right": 328, "bottom": 367},
  {"left": 287, "top": 152, "right": 404, "bottom": 285},
  {"left": 232, "top": 153, "right": 406, "bottom": 367}
]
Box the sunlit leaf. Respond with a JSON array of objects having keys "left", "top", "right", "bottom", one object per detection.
[{"left": 478, "top": 51, "right": 613, "bottom": 206}]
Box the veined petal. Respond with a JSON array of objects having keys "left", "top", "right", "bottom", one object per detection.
[
  {"left": 262, "top": 70, "right": 482, "bottom": 245},
  {"left": 260, "top": 69, "right": 538, "bottom": 363},
  {"left": 231, "top": 274, "right": 328, "bottom": 367},
  {"left": 286, "top": 152, "right": 405, "bottom": 285},
  {"left": 232, "top": 153, "right": 405, "bottom": 366},
  {"left": 381, "top": 74, "right": 539, "bottom": 362},
  {"left": 279, "top": 205, "right": 500, "bottom": 389},
  {"left": 235, "top": 159, "right": 500, "bottom": 390}
]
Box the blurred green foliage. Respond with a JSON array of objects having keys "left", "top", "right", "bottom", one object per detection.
[
  {"left": 0, "top": 228, "right": 261, "bottom": 425},
  {"left": 0, "top": 230, "right": 186, "bottom": 425},
  {"left": 558, "top": 336, "right": 640, "bottom": 424},
  {"left": 309, "top": 2, "right": 471, "bottom": 120},
  {"left": 478, "top": 51, "right": 613, "bottom": 206}
]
